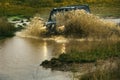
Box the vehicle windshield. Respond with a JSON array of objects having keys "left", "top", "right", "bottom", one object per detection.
[{"left": 51, "top": 10, "right": 66, "bottom": 21}]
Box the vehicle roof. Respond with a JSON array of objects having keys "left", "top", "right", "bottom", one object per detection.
[
  {"left": 48, "top": 5, "right": 90, "bottom": 21},
  {"left": 53, "top": 5, "right": 89, "bottom": 10}
]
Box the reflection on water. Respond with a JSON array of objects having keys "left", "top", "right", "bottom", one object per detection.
[
  {"left": 0, "top": 37, "right": 99, "bottom": 80},
  {"left": 43, "top": 41, "right": 48, "bottom": 59},
  {"left": 61, "top": 43, "right": 66, "bottom": 53}
]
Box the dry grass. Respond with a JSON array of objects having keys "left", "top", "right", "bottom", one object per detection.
[
  {"left": 56, "top": 10, "right": 120, "bottom": 38},
  {"left": 80, "top": 58, "right": 120, "bottom": 80}
]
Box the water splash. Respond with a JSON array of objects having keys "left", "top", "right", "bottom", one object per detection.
[
  {"left": 16, "top": 16, "right": 46, "bottom": 38},
  {"left": 16, "top": 10, "right": 120, "bottom": 40},
  {"left": 56, "top": 10, "right": 120, "bottom": 38}
]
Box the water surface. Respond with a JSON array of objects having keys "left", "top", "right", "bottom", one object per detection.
[{"left": 0, "top": 37, "right": 98, "bottom": 80}]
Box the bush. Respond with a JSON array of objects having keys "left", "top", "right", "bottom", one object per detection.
[{"left": 0, "top": 17, "right": 15, "bottom": 37}]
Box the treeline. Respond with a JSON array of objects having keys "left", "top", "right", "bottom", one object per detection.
[{"left": 0, "top": 0, "right": 119, "bottom": 7}]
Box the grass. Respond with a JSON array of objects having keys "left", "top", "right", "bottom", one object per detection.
[
  {"left": 0, "top": 17, "right": 15, "bottom": 39},
  {"left": 0, "top": 5, "right": 51, "bottom": 17},
  {"left": 0, "top": 2, "right": 119, "bottom": 18},
  {"left": 90, "top": 3, "right": 120, "bottom": 18},
  {"left": 80, "top": 59, "right": 120, "bottom": 80}
]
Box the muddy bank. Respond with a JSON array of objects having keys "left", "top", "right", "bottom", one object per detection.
[
  {"left": 41, "top": 58, "right": 95, "bottom": 72},
  {"left": 41, "top": 56, "right": 119, "bottom": 72}
]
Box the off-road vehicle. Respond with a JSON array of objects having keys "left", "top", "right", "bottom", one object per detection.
[{"left": 45, "top": 5, "right": 90, "bottom": 34}]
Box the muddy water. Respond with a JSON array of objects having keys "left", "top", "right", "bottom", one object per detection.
[{"left": 0, "top": 37, "right": 97, "bottom": 80}]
